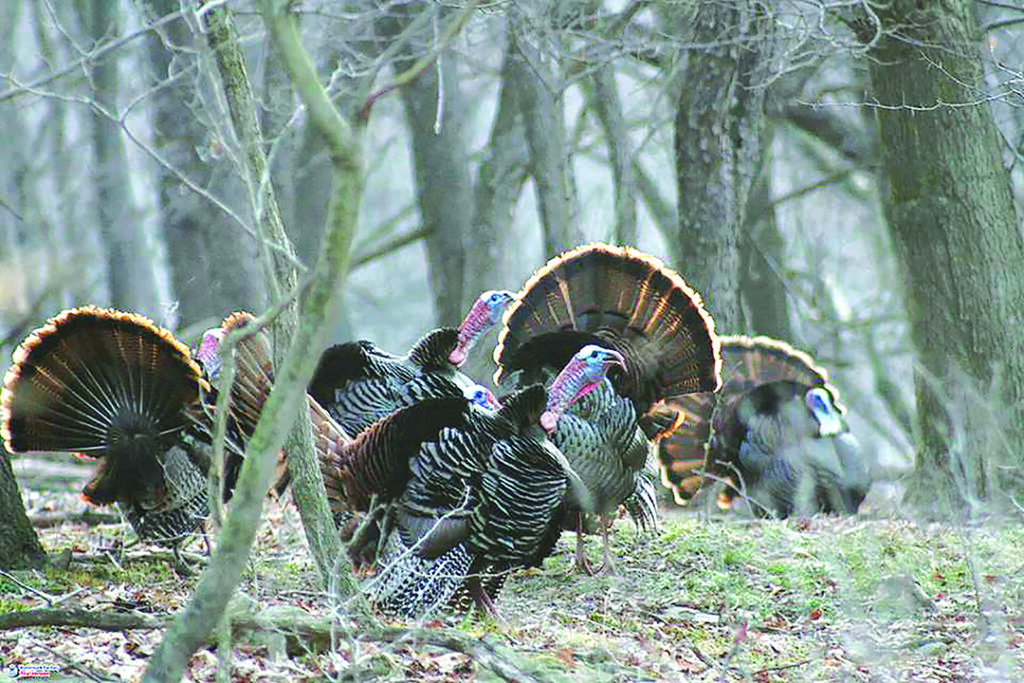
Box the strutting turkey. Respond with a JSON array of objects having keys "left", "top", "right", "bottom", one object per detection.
[
  {"left": 0, "top": 307, "right": 303, "bottom": 559},
  {"left": 308, "top": 290, "right": 515, "bottom": 437},
  {"left": 194, "top": 311, "right": 344, "bottom": 499},
  {"left": 658, "top": 335, "right": 869, "bottom": 517},
  {"left": 492, "top": 242, "right": 722, "bottom": 574},
  {"left": 315, "top": 347, "right": 624, "bottom": 618}
]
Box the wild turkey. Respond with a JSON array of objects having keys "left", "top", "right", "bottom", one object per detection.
[
  {"left": 0, "top": 307, "right": 308, "bottom": 555},
  {"left": 308, "top": 290, "right": 515, "bottom": 437},
  {"left": 492, "top": 242, "right": 722, "bottom": 573},
  {"left": 658, "top": 335, "right": 870, "bottom": 517},
  {"left": 316, "top": 346, "right": 623, "bottom": 618},
  {"left": 195, "top": 311, "right": 343, "bottom": 499}
]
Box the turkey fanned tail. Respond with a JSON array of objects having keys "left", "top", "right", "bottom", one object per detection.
[
  {"left": 661, "top": 335, "right": 870, "bottom": 517},
  {"left": 1, "top": 307, "right": 211, "bottom": 543},
  {"left": 494, "top": 242, "right": 721, "bottom": 415},
  {"left": 0, "top": 307, "right": 338, "bottom": 547}
]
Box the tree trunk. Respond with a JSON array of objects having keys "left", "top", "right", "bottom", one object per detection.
[
  {"left": 0, "top": 2, "right": 33, "bottom": 315},
  {"left": 144, "top": 0, "right": 214, "bottom": 327},
  {"left": 0, "top": 452, "right": 46, "bottom": 570},
  {"left": 85, "top": 0, "right": 160, "bottom": 317},
  {"left": 864, "top": 0, "right": 1024, "bottom": 510},
  {"left": 739, "top": 122, "right": 790, "bottom": 340},
  {"left": 33, "top": 0, "right": 96, "bottom": 307},
  {"left": 262, "top": 41, "right": 298, "bottom": 252},
  {"left": 467, "top": 31, "right": 528, "bottom": 298},
  {"left": 672, "top": 1, "right": 772, "bottom": 333},
  {"left": 143, "top": 0, "right": 266, "bottom": 329},
  {"left": 378, "top": 5, "right": 472, "bottom": 327},
  {"left": 590, "top": 65, "right": 637, "bottom": 246},
  {"left": 143, "top": 3, "right": 363, "bottom": 678},
  {"left": 202, "top": 3, "right": 340, "bottom": 586},
  {"left": 458, "top": 34, "right": 531, "bottom": 385},
  {"left": 508, "top": 11, "right": 583, "bottom": 259}
]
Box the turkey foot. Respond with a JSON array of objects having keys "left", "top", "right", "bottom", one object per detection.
[
  {"left": 468, "top": 577, "right": 504, "bottom": 623},
  {"left": 573, "top": 514, "right": 616, "bottom": 576}
]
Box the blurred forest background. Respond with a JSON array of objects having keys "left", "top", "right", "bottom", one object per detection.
[{"left": 1, "top": 0, "right": 1023, "bottom": 513}]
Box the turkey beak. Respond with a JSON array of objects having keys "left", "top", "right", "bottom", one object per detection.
[{"left": 603, "top": 349, "right": 626, "bottom": 372}]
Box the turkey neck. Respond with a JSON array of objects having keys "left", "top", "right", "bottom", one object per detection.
[{"left": 544, "top": 362, "right": 599, "bottom": 423}]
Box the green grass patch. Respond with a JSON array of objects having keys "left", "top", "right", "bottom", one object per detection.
[{"left": 500, "top": 513, "right": 1024, "bottom": 681}]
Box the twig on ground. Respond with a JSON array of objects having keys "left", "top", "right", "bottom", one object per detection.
[
  {"left": 104, "top": 551, "right": 124, "bottom": 573},
  {"left": 0, "top": 569, "right": 85, "bottom": 607},
  {"left": 69, "top": 549, "right": 208, "bottom": 567},
  {"left": 277, "top": 589, "right": 330, "bottom": 600},
  {"left": 752, "top": 658, "right": 812, "bottom": 675},
  {"left": 690, "top": 644, "right": 715, "bottom": 669},
  {"left": 26, "top": 639, "right": 117, "bottom": 682}
]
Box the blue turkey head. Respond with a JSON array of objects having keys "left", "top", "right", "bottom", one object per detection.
[
  {"left": 805, "top": 387, "right": 843, "bottom": 437},
  {"left": 540, "top": 344, "right": 625, "bottom": 433},
  {"left": 571, "top": 344, "right": 625, "bottom": 396},
  {"left": 450, "top": 290, "right": 517, "bottom": 366},
  {"left": 481, "top": 290, "right": 517, "bottom": 324},
  {"left": 466, "top": 384, "right": 501, "bottom": 410}
]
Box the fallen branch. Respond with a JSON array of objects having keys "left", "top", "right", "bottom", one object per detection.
[
  {"left": 25, "top": 639, "right": 117, "bottom": 682},
  {"left": 376, "top": 627, "right": 544, "bottom": 683},
  {"left": 1, "top": 608, "right": 544, "bottom": 683},
  {"left": 0, "top": 608, "right": 164, "bottom": 631},
  {"left": 70, "top": 549, "right": 208, "bottom": 567},
  {"left": 30, "top": 510, "right": 122, "bottom": 528}
]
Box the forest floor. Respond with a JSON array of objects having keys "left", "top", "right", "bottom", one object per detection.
[{"left": 2, "top": 456, "right": 1023, "bottom": 682}]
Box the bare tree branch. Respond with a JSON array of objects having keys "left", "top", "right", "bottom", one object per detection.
[
  {"left": 141, "top": 1, "right": 363, "bottom": 679},
  {"left": 782, "top": 104, "right": 876, "bottom": 165},
  {"left": 352, "top": 226, "right": 432, "bottom": 270},
  {"left": 357, "top": 0, "right": 480, "bottom": 121},
  {"left": 0, "top": 5, "right": 219, "bottom": 103},
  {"left": 632, "top": 157, "right": 676, "bottom": 242}
]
